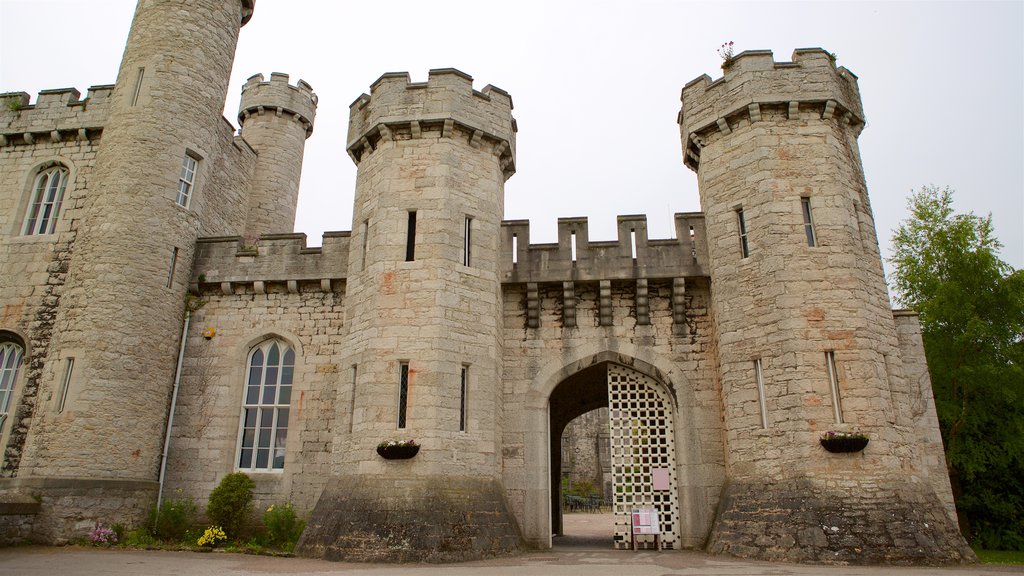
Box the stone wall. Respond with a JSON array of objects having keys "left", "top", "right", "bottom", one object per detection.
[
  {"left": 0, "top": 89, "right": 107, "bottom": 476},
  {"left": 164, "top": 279, "right": 346, "bottom": 516}
]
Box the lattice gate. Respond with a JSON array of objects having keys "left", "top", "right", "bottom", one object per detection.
[{"left": 607, "top": 363, "right": 680, "bottom": 549}]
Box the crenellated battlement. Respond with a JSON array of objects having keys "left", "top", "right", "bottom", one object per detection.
[
  {"left": 678, "top": 48, "right": 864, "bottom": 171},
  {"left": 500, "top": 213, "right": 708, "bottom": 284},
  {"left": 346, "top": 68, "right": 516, "bottom": 177},
  {"left": 0, "top": 85, "right": 112, "bottom": 146},
  {"left": 238, "top": 73, "right": 317, "bottom": 137},
  {"left": 191, "top": 231, "right": 351, "bottom": 294}
]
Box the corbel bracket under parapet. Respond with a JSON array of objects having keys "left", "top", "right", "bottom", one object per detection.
[
  {"left": 562, "top": 282, "right": 576, "bottom": 328},
  {"left": 636, "top": 279, "right": 650, "bottom": 326},
  {"left": 599, "top": 280, "right": 612, "bottom": 326},
  {"left": 672, "top": 278, "right": 687, "bottom": 333},
  {"left": 526, "top": 283, "right": 540, "bottom": 329}
]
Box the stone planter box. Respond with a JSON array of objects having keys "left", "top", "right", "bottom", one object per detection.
[{"left": 820, "top": 436, "right": 869, "bottom": 453}]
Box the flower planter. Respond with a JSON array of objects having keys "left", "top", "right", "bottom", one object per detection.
[
  {"left": 376, "top": 444, "right": 419, "bottom": 460},
  {"left": 820, "top": 435, "right": 869, "bottom": 453}
]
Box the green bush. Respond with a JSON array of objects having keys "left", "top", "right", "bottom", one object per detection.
[
  {"left": 206, "top": 472, "right": 255, "bottom": 538},
  {"left": 148, "top": 494, "right": 197, "bottom": 542},
  {"left": 123, "top": 528, "right": 158, "bottom": 547},
  {"left": 262, "top": 502, "right": 305, "bottom": 551}
]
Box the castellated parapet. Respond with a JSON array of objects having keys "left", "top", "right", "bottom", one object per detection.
[
  {"left": 347, "top": 68, "right": 516, "bottom": 178},
  {"left": 0, "top": 86, "right": 112, "bottom": 146},
  {"left": 238, "top": 72, "right": 317, "bottom": 136},
  {"left": 679, "top": 48, "right": 864, "bottom": 171},
  {"left": 501, "top": 213, "right": 708, "bottom": 283}
]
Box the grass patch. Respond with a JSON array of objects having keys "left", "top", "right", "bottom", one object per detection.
[{"left": 974, "top": 548, "right": 1024, "bottom": 564}]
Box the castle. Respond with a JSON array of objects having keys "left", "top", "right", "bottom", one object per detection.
[{"left": 0, "top": 0, "right": 974, "bottom": 564}]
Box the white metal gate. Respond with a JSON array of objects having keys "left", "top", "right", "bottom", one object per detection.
[{"left": 607, "top": 363, "right": 680, "bottom": 549}]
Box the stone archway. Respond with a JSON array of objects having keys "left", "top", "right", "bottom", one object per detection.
[{"left": 548, "top": 360, "right": 681, "bottom": 549}]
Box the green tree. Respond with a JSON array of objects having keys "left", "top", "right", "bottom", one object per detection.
[{"left": 890, "top": 185, "right": 1024, "bottom": 550}]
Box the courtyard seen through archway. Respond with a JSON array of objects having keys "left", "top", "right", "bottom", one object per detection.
[{"left": 548, "top": 361, "right": 681, "bottom": 549}]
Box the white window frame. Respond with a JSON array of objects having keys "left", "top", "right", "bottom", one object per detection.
[
  {"left": 23, "top": 166, "right": 68, "bottom": 236},
  {"left": 237, "top": 339, "right": 294, "bottom": 472},
  {"left": 176, "top": 153, "right": 198, "bottom": 208}
]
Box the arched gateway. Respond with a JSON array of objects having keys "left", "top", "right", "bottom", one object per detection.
[{"left": 549, "top": 360, "right": 682, "bottom": 549}]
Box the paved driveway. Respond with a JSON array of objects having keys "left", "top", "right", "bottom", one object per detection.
[{"left": 0, "top": 546, "right": 1020, "bottom": 576}]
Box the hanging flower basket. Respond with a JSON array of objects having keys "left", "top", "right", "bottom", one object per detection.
[
  {"left": 377, "top": 439, "right": 420, "bottom": 460},
  {"left": 820, "top": 431, "right": 869, "bottom": 453}
]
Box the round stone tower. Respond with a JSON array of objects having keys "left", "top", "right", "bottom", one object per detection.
[
  {"left": 238, "top": 72, "right": 317, "bottom": 237},
  {"left": 14, "top": 0, "right": 255, "bottom": 530},
  {"left": 679, "top": 49, "right": 971, "bottom": 563},
  {"left": 296, "top": 69, "right": 520, "bottom": 562}
]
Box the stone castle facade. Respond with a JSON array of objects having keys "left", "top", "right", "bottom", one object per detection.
[{"left": 0, "top": 0, "right": 973, "bottom": 564}]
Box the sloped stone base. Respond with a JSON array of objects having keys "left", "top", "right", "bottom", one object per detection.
[
  {"left": 296, "top": 475, "right": 521, "bottom": 563},
  {"left": 708, "top": 479, "right": 975, "bottom": 565}
]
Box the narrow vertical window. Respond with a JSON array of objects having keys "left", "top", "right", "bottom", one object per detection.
[
  {"left": 166, "top": 247, "right": 178, "bottom": 288},
  {"left": 689, "top": 225, "right": 697, "bottom": 260},
  {"left": 754, "top": 359, "right": 768, "bottom": 429},
  {"left": 176, "top": 153, "right": 198, "bottom": 207},
  {"left": 57, "top": 357, "right": 74, "bottom": 414},
  {"left": 512, "top": 233, "right": 518, "bottom": 265},
  {"left": 23, "top": 166, "right": 69, "bottom": 236},
  {"left": 349, "top": 364, "right": 357, "bottom": 434},
  {"left": 398, "top": 362, "right": 409, "bottom": 429},
  {"left": 360, "top": 219, "right": 369, "bottom": 271},
  {"left": 130, "top": 67, "right": 145, "bottom": 106},
  {"left": 736, "top": 208, "right": 749, "bottom": 258},
  {"left": 463, "top": 217, "right": 473, "bottom": 266},
  {"left": 0, "top": 342, "right": 24, "bottom": 430},
  {"left": 459, "top": 365, "right": 468, "bottom": 432},
  {"left": 826, "top": 351, "right": 843, "bottom": 424},
  {"left": 801, "top": 197, "right": 816, "bottom": 247},
  {"left": 629, "top": 229, "right": 637, "bottom": 261},
  {"left": 405, "top": 211, "right": 417, "bottom": 262},
  {"left": 570, "top": 231, "right": 577, "bottom": 264},
  {"left": 238, "top": 339, "right": 294, "bottom": 471}
]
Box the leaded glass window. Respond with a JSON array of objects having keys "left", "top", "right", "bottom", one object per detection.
[{"left": 238, "top": 339, "right": 294, "bottom": 471}]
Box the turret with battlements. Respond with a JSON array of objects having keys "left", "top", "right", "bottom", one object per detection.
[
  {"left": 297, "top": 69, "right": 520, "bottom": 562},
  {"left": 238, "top": 72, "right": 317, "bottom": 237},
  {"left": 678, "top": 48, "right": 971, "bottom": 563}
]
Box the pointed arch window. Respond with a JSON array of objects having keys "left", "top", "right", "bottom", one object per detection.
[
  {"left": 23, "top": 166, "right": 68, "bottom": 235},
  {"left": 238, "top": 339, "right": 294, "bottom": 471},
  {"left": 0, "top": 341, "right": 25, "bottom": 431}
]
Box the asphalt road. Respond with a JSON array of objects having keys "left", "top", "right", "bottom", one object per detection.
[{"left": 0, "top": 546, "right": 1021, "bottom": 576}]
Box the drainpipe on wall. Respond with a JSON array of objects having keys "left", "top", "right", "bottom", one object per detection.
[{"left": 157, "top": 309, "right": 191, "bottom": 511}]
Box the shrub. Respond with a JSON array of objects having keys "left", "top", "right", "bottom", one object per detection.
[
  {"left": 123, "top": 528, "right": 158, "bottom": 547},
  {"left": 262, "top": 502, "right": 305, "bottom": 551},
  {"left": 206, "top": 472, "right": 255, "bottom": 538},
  {"left": 149, "top": 494, "right": 197, "bottom": 542}
]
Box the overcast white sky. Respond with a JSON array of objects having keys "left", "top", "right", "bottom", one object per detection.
[{"left": 2, "top": 1, "right": 1022, "bottom": 281}]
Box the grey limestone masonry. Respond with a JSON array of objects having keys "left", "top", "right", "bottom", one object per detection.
[{"left": 0, "top": 0, "right": 971, "bottom": 566}]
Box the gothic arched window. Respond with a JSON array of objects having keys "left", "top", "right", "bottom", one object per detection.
[
  {"left": 237, "top": 339, "right": 294, "bottom": 471},
  {"left": 0, "top": 341, "right": 25, "bottom": 430},
  {"left": 23, "top": 165, "right": 69, "bottom": 236}
]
